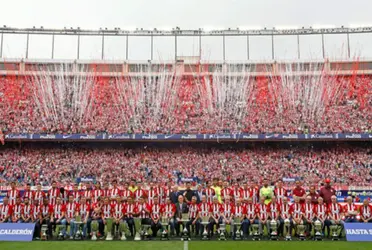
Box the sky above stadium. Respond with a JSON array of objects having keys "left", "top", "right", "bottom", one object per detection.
[{"left": 1, "top": 0, "right": 372, "bottom": 61}]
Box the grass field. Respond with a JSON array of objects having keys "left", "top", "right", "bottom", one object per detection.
[{"left": 0, "top": 241, "right": 371, "bottom": 250}]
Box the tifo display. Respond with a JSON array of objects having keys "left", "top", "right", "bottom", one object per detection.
[{"left": 0, "top": 62, "right": 371, "bottom": 135}]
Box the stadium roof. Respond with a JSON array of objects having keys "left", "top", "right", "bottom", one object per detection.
[
  {"left": 1, "top": 26, "right": 372, "bottom": 61},
  {"left": 1, "top": 26, "right": 372, "bottom": 36}
]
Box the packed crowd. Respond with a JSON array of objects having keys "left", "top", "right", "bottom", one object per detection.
[
  {"left": 0, "top": 75, "right": 371, "bottom": 134},
  {"left": 1, "top": 178, "right": 372, "bottom": 241},
  {"left": 0, "top": 143, "right": 371, "bottom": 187}
]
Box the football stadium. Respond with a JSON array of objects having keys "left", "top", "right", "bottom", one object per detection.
[{"left": 0, "top": 1, "right": 371, "bottom": 249}]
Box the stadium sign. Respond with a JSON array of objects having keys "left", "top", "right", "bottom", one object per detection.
[
  {"left": 282, "top": 177, "right": 297, "bottom": 182},
  {"left": 241, "top": 134, "right": 260, "bottom": 139},
  {"left": 0, "top": 223, "right": 35, "bottom": 241},
  {"left": 5, "top": 134, "right": 29, "bottom": 139},
  {"left": 77, "top": 177, "right": 95, "bottom": 183},
  {"left": 141, "top": 134, "right": 158, "bottom": 140},
  {"left": 310, "top": 134, "right": 335, "bottom": 139},
  {"left": 2, "top": 133, "right": 371, "bottom": 141},
  {"left": 181, "top": 135, "right": 198, "bottom": 139},
  {"left": 345, "top": 134, "right": 362, "bottom": 139},
  {"left": 108, "top": 134, "right": 133, "bottom": 139},
  {"left": 79, "top": 135, "right": 96, "bottom": 140},
  {"left": 208, "top": 134, "right": 233, "bottom": 139},
  {"left": 39, "top": 134, "right": 56, "bottom": 139},
  {"left": 345, "top": 223, "right": 372, "bottom": 241},
  {"left": 282, "top": 134, "right": 299, "bottom": 139}
]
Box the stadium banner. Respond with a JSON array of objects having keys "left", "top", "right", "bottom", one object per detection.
[
  {"left": 0, "top": 223, "right": 35, "bottom": 241},
  {"left": 76, "top": 177, "right": 95, "bottom": 183},
  {"left": 282, "top": 177, "right": 302, "bottom": 182},
  {"left": 4, "top": 133, "right": 372, "bottom": 141},
  {"left": 345, "top": 223, "right": 372, "bottom": 241},
  {"left": 335, "top": 190, "right": 372, "bottom": 202}
]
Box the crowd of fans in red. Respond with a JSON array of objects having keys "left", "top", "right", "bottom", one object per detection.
[
  {"left": 0, "top": 75, "right": 371, "bottom": 134},
  {"left": 0, "top": 143, "right": 371, "bottom": 187}
]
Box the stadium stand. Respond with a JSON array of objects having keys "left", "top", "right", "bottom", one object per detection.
[
  {"left": 0, "top": 143, "right": 371, "bottom": 187},
  {"left": 0, "top": 59, "right": 371, "bottom": 242},
  {"left": 0, "top": 75, "right": 370, "bottom": 134}
]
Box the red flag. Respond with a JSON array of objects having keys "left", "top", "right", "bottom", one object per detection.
[{"left": 0, "top": 131, "right": 4, "bottom": 145}]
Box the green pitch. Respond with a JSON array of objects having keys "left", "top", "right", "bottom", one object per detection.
[{"left": 0, "top": 241, "right": 371, "bottom": 250}]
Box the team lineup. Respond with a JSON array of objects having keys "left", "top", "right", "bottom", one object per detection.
[{"left": 1, "top": 178, "right": 372, "bottom": 241}]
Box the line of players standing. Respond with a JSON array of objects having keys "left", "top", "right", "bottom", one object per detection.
[{"left": 1, "top": 179, "right": 372, "bottom": 240}]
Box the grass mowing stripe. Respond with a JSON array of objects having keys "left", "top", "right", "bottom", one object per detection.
[
  {"left": 189, "top": 241, "right": 371, "bottom": 250},
  {"left": 0, "top": 241, "right": 183, "bottom": 250},
  {"left": 0, "top": 241, "right": 371, "bottom": 250}
]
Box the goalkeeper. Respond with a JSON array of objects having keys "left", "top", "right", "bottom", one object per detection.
[{"left": 259, "top": 178, "right": 274, "bottom": 205}]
